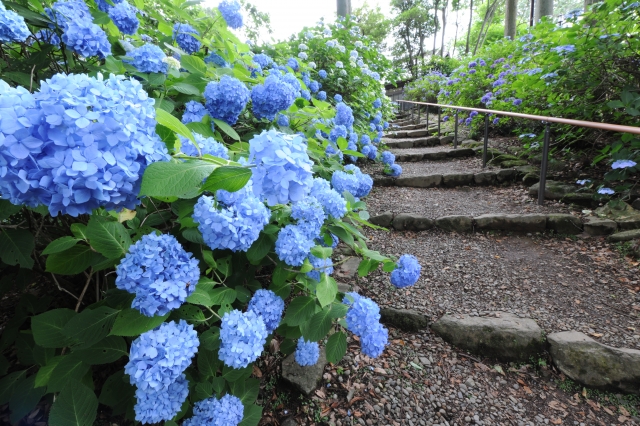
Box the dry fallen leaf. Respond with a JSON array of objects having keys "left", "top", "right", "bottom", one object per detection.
[
  {"left": 619, "top": 415, "right": 630, "bottom": 423},
  {"left": 620, "top": 406, "right": 631, "bottom": 417},
  {"left": 602, "top": 407, "right": 615, "bottom": 416},
  {"left": 550, "top": 418, "right": 562, "bottom": 425},
  {"left": 252, "top": 365, "right": 263, "bottom": 378}
]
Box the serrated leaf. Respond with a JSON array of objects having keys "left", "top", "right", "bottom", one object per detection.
[
  {"left": 98, "top": 370, "right": 134, "bottom": 415},
  {"left": 283, "top": 296, "right": 316, "bottom": 327},
  {"left": 62, "top": 306, "right": 120, "bottom": 349},
  {"left": 246, "top": 232, "right": 275, "bottom": 265},
  {"left": 35, "top": 356, "right": 61, "bottom": 388},
  {"left": 110, "top": 309, "right": 169, "bottom": 336},
  {"left": 212, "top": 118, "right": 240, "bottom": 141},
  {"left": 201, "top": 166, "right": 251, "bottom": 193},
  {"left": 186, "top": 285, "right": 213, "bottom": 306},
  {"left": 68, "top": 336, "right": 127, "bottom": 365},
  {"left": 180, "top": 55, "right": 206, "bottom": 74},
  {"left": 9, "top": 374, "right": 46, "bottom": 424},
  {"left": 31, "top": 309, "right": 76, "bottom": 348},
  {"left": 86, "top": 216, "right": 132, "bottom": 259},
  {"left": 209, "top": 287, "right": 237, "bottom": 305},
  {"left": 222, "top": 364, "right": 252, "bottom": 382},
  {"left": 316, "top": 275, "right": 337, "bottom": 307},
  {"left": 140, "top": 160, "right": 216, "bottom": 198},
  {"left": 45, "top": 245, "right": 95, "bottom": 275},
  {"left": 172, "top": 82, "right": 201, "bottom": 95},
  {"left": 327, "top": 225, "right": 354, "bottom": 246},
  {"left": 0, "top": 229, "right": 34, "bottom": 269},
  {"left": 49, "top": 381, "right": 98, "bottom": 426},
  {"left": 301, "top": 308, "right": 333, "bottom": 341},
  {"left": 197, "top": 349, "right": 220, "bottom": 378},
  {"left": 229, "top": 378, "right": 260, "bottom": 404},
  {"left": 310, "top": 246, "right": 332, "bottom": 259},
  {"left": 47, "top": 357, "right": 90, "bottom": 393},
  {"left": 325, "top": 331, "right": 347, "bottom": 364},
  {"left": 329, "top": 303, "right": 348, "bottom": 318},
  {"left": 70, "top": 223, "right": 88, "bottom": 240},
  {"left": 0, "top": 370, "right": 27, "bottom": 404},
  {"left": 155, "top": 108, "right": 195, "bottom": 143},
  {"left": 42, "top": 236, "right": 81, "bottom": 255},
  {"left": 194, "top": 381, "right": 213, "bottom": 401}
]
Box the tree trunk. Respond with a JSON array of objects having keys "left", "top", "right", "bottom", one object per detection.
[
  {"left": 433, "top": 0, "right": 440, "bottom": 55},
  {"left": 452, "top": 7, "right": 459, "bottom": 57},
  {"left": 529, "top": 0, "right": 535, "bottom": 26},
  {"left": 440, "top": 0, "right": 448, "bottom": 56},
  {"left": 465, "top": 0, "right": 473, "bottom": 54},
  {"left": 534, "top": 0, "right": 553, "bottom": 22},
  {"left": 583, "top": 0, "right": 597, "bottom": 11},
  {"left": 473, "top": 0, "right": 497, "bottom": 54},
  {"left": 504, "top": 0, "right": 518, "bottom": 39},
  {"left": 337, "top": 0, "right": 352, "bottom": 17}
]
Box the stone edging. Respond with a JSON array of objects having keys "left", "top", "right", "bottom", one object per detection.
[
  {"left": 374, "top": 168, "right": 518, "bottom": 189},
  {"left": 393, "top": 148, "right": 476, "bottom": 162}
]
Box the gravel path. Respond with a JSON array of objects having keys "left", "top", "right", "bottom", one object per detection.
[
  {"left": 395, "top": 158, "right": 487, "bottom": 176},
  {"left": 386, "top": 146, "right": 476, "bottom": 156},
  {"left": 366, "top": 186, "right": 573, "bottom": 217}
]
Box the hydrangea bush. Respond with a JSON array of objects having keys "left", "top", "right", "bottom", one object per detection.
[{"left": 0, "top": 1, "right": 421, "bottom": 425}]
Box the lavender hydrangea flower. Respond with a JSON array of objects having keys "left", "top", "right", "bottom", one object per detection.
[
  {"left": 183, "top": 394, "right": 244, "bottom": 426},
  {"left": 316, "top": 90, "right": 327, "bottom": 101},
  {"left": 126, "top": 43, "right": 168, "bottom": 73},
  {"left": 611, "top": 159, "right": 637, "bottom": 169},
  {"left": 94, "top": 0, "right": 123, "bottom": 12},
  {"left": 173, "top": 23, "right": 200, "bottom": 54},
  {"left": 318, "top": 69, "right": 327, "bottom": 79},
  {"left": 109, "top": 2, "right": 139, "bottom": 35},
  {"left": 390, "top": 254, "right": 421, "bottom": 288},
  {"left": 34, "top": 29, "right": 60, "bottom": 45},
  {"left": 181, "top": 101, "right": 207, "bottom": 124},
  {"left": 373, "top": 98, "right": 382, "bottom": 109},
  {"left": 205, "top": 52, "right": 228, "bottom": 67},
  {"left": 253, "top": 53, "right": 273, "bottom": 69},
  {"left": 335, "top": 102, "right": 354, "bottom": 128},
  {"left": 219, "top": 310, "right": 267, "bottom": 369},
  {"left": 381, "top": 151, "right": 395, "bottom": 165},
  {"left": 576, "top": 179, "right": 591, "bottom": 185},
  {"left": 204, "top": 75, "right": 250, "bottom": 125},
  {"left": 218, "top": 0, "right": 243, "bottom": 28},
  {"left": 295, "top": 337, "right": 320, "bottom": 366}
]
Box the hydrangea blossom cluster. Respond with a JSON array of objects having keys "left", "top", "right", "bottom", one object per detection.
[
  {"left": 248, "top": 130, "right": 313, "bottom": 205},
  {"left": 311, "top": 178, "right": 347, "bottom": 219},
  {"left": 0, "top": 2, "right": 30, "bottom": 42},
  {"left": 115, "top": 234, "right": 200, "bottom": 316},
  {"left": 219, "top": 310, "right": 268, "bottom": 368},
  {"left": 318, "top": 69, "right": 328, "bottom": 79},
  {"left": 343, "top": 292, "right": 388, "bottom": 358},
  {"left": 126, "top": 43, "right": 168, "bottom": 73},
  {"left": 598, "top": 187, "right": 614, "bottom": 195},
  {"left": 192, "top": 189, "right": 270, "bottom": 252},
  {"left": 275, "top": 223, "right": 316, "bottom": 266},
  {"left": 125, "top": 320, "right": 199, "bottom": 423},
  {"left": 381, "top": 151, "right": 395, "bottom": 166},
  {"left": 62, "top": 19, "right": 111, "bottom": 58},
  {"left": 335, "top": 102, "right": 354, "bottom": 128},
  {"left": 109, "top": 2, "right": 139, "bottom": 35},
  {"left": 183, "top": 395, "right": 244, "bottom": 426},
  {"left": 612, "top": 159, "right": 636, "bottom": 169},
  {"left": 253, "top": 53, "right": 273, "bottom": 69},
  {"left": 291, "top": 197, "right": 326, "bottom": 235},
  {"left": 390, "top": 254, "right": 421, "bottom": 288},
  {"left": 334, "top": 94, "right": 343, "bottom": 102},
  {"left": 316, "top": 90, "right": 327, "bottom": 101},
  {"left": 34, "top": 29, "right": 61, "bottom": 45},
  {"left": 205, "top": 52, "right": 228, "bottom": 67},
  {"left": 331, "top": 165, "right": 373, "bottom": 198},
  {"left": 178, "top": 134, "right": 228, "bottom": 158},
  {"left": 386, "top": 164, "right": 402, "bottom": 177},
  {"left": 295, "top": 337, "right": 320, "bottom": 366},
  {"left": 251, "top": 73, "right": 297, "bottom": 120},
  {"left": 204, "top": 75, "right": 249, "bottom": 125},
  {"left": 372, "top": 98, "right": 382, "bottom": 109},
  {"left": 181, "top": 101, "right": 207, "bottom": 124},
  {"left": 0, "top": 73, "right": 169, "bottom": 216},
  {"left": 277, "top": 114, "right": 290, "bottom": 127},
  {"left": 247, "top": 289, "right": 285, "bottom": 334},
  {"left": 173, "top": 23, "right": 200, "bottom": 54},
  {"left": 218, "top": 0, "right": 243, "bottom": 28},
  {"left": 306, "top": 254, "right": 334, "bottom": 282},
  {"left": 95, "top": 0, "right": 123, "bottom": 12}
]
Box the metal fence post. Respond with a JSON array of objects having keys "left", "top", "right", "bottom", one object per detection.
[
  {"left": 454, "top": 110, "right": 459, "bottom": 149},
  {"left": 411, "top": 105, "right": 414, "bottom": 123},
  {"left": 437, "top": 107, "right": 441, "bottom": 136},
  {"left": 538, "top": 123, "right": 551, "bottom": 206},
  {"left": 426, "top": 106, "right": 430, "bottom": 131},
  {"left": 483, "top": 114, "right": 489, "bottom": 168},
  {"left": 417, "top": 105, "right": 421, "bottom": 124}
]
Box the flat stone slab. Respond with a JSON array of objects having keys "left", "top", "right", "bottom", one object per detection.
[
  {"left": 529, "top": 180, "right": 578, "bottom": 200},
  {"left": 406, "top": 129, "right": 430, "bottom": 138},
  {"left": 446, "top": 148, "right": 476, "bottom": 158},
  {"left": 396, "top": 175, "right": 442, "bottom": 188},
  {"left": 282, "top": 347, "right": 327, "bottom": 395},
  {"left": 584, "top": 217, "right": 617, "bottom": 236},
  {"left": 473, "top": 171, "right": 497, "bottom": 186},
  {"left": 369, "top": 211, "right": 393, "bottom": 227},
  {"left": 548, "top": 331, "right": 640, "bottom": 395},
  {"left": 380, "top": 308, "right": 429, "bottom": 332},
  {"left": 442, "top": 173, "right": 474, "bottom": 188},
  {"left": 596, "top": 201, "right": 640, "bottom": 231},
  {"left": 608, "top": 229, "right": 640, "bottom": 242},
  {"left": 496, "top": 169, "right": 516, "bottom": 182},
  {"left": 546, "top": 214, "right": 583, "bottom": 234},
  {"left": 431, "top": 312, "right": 545, "bottom": 362},
  {"left": 392, "top": 213, "right": 434, "bottom": 231},
  {"left": 435, "top": 215, "right": 473, "bottom": 233},
  {"left": 334, "top": 257, "right": 361, "bottom": 280},
  {"left": 474, "top": 213, "right": 546, "bottom": 233}
]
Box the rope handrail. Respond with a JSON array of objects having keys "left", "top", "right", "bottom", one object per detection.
[{"left": 395, "top": 99, "right": 640, "bottom": 135}]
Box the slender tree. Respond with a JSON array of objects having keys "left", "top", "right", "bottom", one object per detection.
[
  {"left": 465, "top": 0, "right": 474, "bottom": 54},
  {"left": 432, "top": 0, "right": 440, "bottom": 54},
  {"left": 473, "top": 0, "right": 498, "bottom": 54},
  {"left": 504, "top": 0, "right": 518, "bottom": 39},
  {"left": 534, "top": 0, "right": 553, "bottom": 21},
  {"left": 440, "top": 0, "right": 449, "bottom": 56}
]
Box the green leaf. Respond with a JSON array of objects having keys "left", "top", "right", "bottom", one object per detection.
[
  {"left": 110, "top": 309, "right": 169, "bottom": 336},
  {"left": 86, "top": 216, "right": 132, "bottom": 259},
  {"left": 197, "top": 349, "right": 220, "bottom": 378},
  {"left": 0, "top": 370, "right": 27, "bottom": 404},
  {"left": 42, "top": 236, "right": 81, "bottom": 255},
  {"left": 0, "top": 229, "right": 34, "bottom": 269},
  {"left": 212, "top": 376, "right": 225, "bottom": 394},
  {"left": 45, "top": 245, "right": 95, "bottom": 275},
  {"left": 62, "top": 306, "right": 120, "bottom": 349},
  {"left": 199, "top": 327, "right": 220, "bottom": 351},
  {"left": 300, "top": 308, "right": 333, "bottom": 342},
  {"left": 155, "top": 108, "right": 195, "bottom": 143},
  {"left": 0, "top": 199, "right": 22, "bottom": 221},
  {"left": 47, "top": 357, "right": 90, "bottom": 393},
  {"left": 329, "top": 303, "right": 348, "bottom": 318},
  {"left": 212, "top": 118, "right": 241, "bottom": 141},
  {"left": 316, "top": 275, "right": 337, "bottom": 307},
  {"left": 201, "top": 166, "right": 251, "bottom": 193},
  {"left": 238, "top": 404, "right": 262, "bottom": 426},
  {"left": 283, "top": 296, "right": 316, "bottom": 327},
  {"left": 186, "top": 285, "right": 213, "bottom": 306},
  {"left": 68, "top": 336, "right": 127, "bottom": 365},
  {"left": 358, "top": 259, "right": 378, "bottom": 277},
  {"left": 172, "top": 82, "right": 201, "bottom": 95},
  {"left": 35, "top": 356, "right": 61, "bottom": 388},
  {"left": 209, "top": 287, "right": 237, "bottom": 305},
  {"left": 49, "top": 382, "right": 98, "bottom": 426},
  {"left": 382, "top": 261, "right": 397, "bottom": 272},
  {"left": 229, "top": 378, "right": 260, "bottom": 404},
  {"left": 140, "top": 160, "right": 216, "bottom": 198},
  {"left": 70, "top": 223, "right": 88, "bottom": 240},
  {"left": 325, "top": 331, "right": 347, "bottom": 364},
  {"left": 180, "top": 55, "right": 206, "bottom": 75},
  {"left": 222, "top": 364, "right": 252, "bottom": 382},
  {"left": 32, "top": 308, "right": 76, "bottom": 348},
  {"left": 9, "top": 374, "right": 46, "bottom": 425},
  {"left": 194, "top": 381, "right": 213, "bottom": 401},
  {"left": 99, "top": 370, "right": 134, "bottom": 415},
  {"left": 327, "top": 225, "right": 354, "bottom": 246},
  {"left": 310, "top": 246, "right": 332, "bottom": 259},
  {"left": 246, "top": 232, "right": 275, "bottom": 265},
  {"left": 186, "top": 121, "right": 216, "bottom": 138}
]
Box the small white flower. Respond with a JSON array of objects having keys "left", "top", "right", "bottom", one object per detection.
[
  {"left": 308, "top": 61, "right": 316, "bottom": 69},
  {"left": 163, "top": 56, "right": 180, "bottom": 71}
]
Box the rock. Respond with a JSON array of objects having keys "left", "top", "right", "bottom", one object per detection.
[
  {"left": 496, "top": 169, "right": 516, "bottom": 183},
  {"left": 547, "top": 331, "right": 640, "bottom": 395},
  {"left": 633, "top": 199, "right": 640, "bottom": 211},
  {"left": 392, "top": 213, "right": 434, "bottom": 231},
  {"left": 431, "top": 313, "right": 545, "bottom": 362},
  {"left": 406, "top": 129, "right": 429, "bottom": 138},
  {"left": 489, "top": 153, "right": 520, "bottom": 164},
  {"left": 334, "top": 257, "right": 361, "bottom": 280},
  {"left": 514, "top": 165, "right": 539, "bottom": 177},
  {"left": 607, "top": 229, "right": 640, "bottom": 242},
  {"left": 337, "top": 282, "right": 352, "bottom": 293},
  {"left": 369, "top": 211, "right": 393, "bottom": 227},
  {"left": 372, "top": 177, "right": 396, "bottom": 187},
  {"left": 387, "top": 140, "right": 414, "bottom": 149},
  {"left": 529, "top": 180, "right": 577, "bottom": 200},
  {"left": 584, "top": 217, "right": 617, "bottom": 236},
  {"left": 396, "top": 175, "right": 442, "bottom": 188},
  {"left": 281, "top": 418, "right": 298, "bottom": 426},
  {"left": 282, "top": 347, "right": 327, "bottom": 395},
  {"left": 420, "top": 136, "right": 441, "bottom": 147},
  {"left": 446, "top": 148, "right": 475, "bottom": 158},
  {"left": 547, "top": 159, "right": 568, "bottom": 172},
  {"left": 595, "top": 201, "right": 640, "bottom": 230},
  {"left": 474, "top": 214, "right": 546, "bottom": 233},
  {"left": 423, "top": 151, "right": 448, "bottom": 161},
  {"left": 501, "top": 160, "right": 529, "bottom": 168},
  {"left": 440, "top": 135, "right": 454, "bottom": 145},
  {"left": 380, "top": 307, "right": 429, "bottom": 332},
  {"left": 435, "top": 215, "right": 473, "bottom": 233},
  {"left": 442, "top": 173, "right": 474, "bottom": 188},
  {"left": 522, "top": 173, "right": 540, "bottom": 186},
  {"left": 546, "top": 214, "right": 583, "bottom": 234},
  {"left": 473, "top": 171, "right": 497, "bottom": 186},
  {"left": 563, "top": 193, "right": 595, "bottom": 207},
  {"left": 388, "top": 131, "right": 408, "bottom": 138}
]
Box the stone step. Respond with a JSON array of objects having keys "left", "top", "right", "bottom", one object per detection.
[
  {"left": 392, "top": 147, "right": 476, "bottom": 162},
  {"left": 383, "top": 136, "right": 441, "bottom": 149},
  {"left": 385, "top": 128, "right": 438, "bottom": 139},
  {"left": 374, "top": 169, "right": 518, "bottom": 188}
]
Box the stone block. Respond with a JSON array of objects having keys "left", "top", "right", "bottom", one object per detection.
[
  {"left": 496, "top": 169, "right": 516, "bottom": 183},
  {"left": 369, "top": 211, "right": 393, "bottom": 227},
  {"left": 406, "top": 129, "right": 429, "bottom": 138},
  {"left": 373, "top": 177, "right": 396, "bottom": 187},
  {"left": 435, "top": 215, "right": 473, "bottom": 233},
  {"left": 584, "top": 217, "right": 617, "bottom": 236},
  {"left": 396, "top": 175, "right": 442, "bottom": 188},
  {"left": 423, "top": 152, "right": 448, "bottom": 161},
  {"left": 474, "top": 214, "right": 546, "bottom": 233},
  {"left": 529, "top": 180, "right": 577, "bottom": 200},
  {"left": 381, "top": 308, "right": 429, "bottom": 332},
  {"left": 442, "top": 173, "right": 474, "bottom": 188},
  {"left": 608, "top": 229, "right": 640, "bottom": 242},
  {"left": 446, "top": 148, "right": 475, "bottom": 158},
  {"left": 546, "top": 214, "right": 583, "bottom": 234},
  {"left": 282, "top": 348, "right": 327, "bottom": 395},
  {"left": 473, "top": 171, "right": 497, "bottom": 186},
  {"left": 392, "top": 213, "right": 434, "bottom": 231}
]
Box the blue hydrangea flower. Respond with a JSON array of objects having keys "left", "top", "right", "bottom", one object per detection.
[
  {"left": 277, "top": 114, "right": 290, "bottom": 127},
  {"left": 34, "top": 29, "right": 61, "bottom": 45},
  {"left": 94, "top": 0, "right": 123, "bottom": 12},
  {"left": 204, "top": 75, "right": 250, "bottom": 125},
  {"left": 318, "top": 70, "right": 327, "bottom": 79},
  {"left": 218, "top": 0, "right": 243, "bottom": 29},
  {"left": 247, "top": 289, "right": 285, "bottom": 334},
  {"left": 513, "top": 98, "right": 523, "bottom": 106},
  {"left": 116, "top": 234, "right": 200, "bottom": 317},
  {"left": 193, "top": 193, "right": 269, "bottom": 252},
  {"left": 126, "top": 43, "right": 168, "bottom": 73},
  {"left": 576, "top": 179, "right": 591, "bottom": 185},
  {"left": 381, "top": 151, "right": 395, "bottom": 165},
  {"left": 598, "top": 187, "right": 614, "bottom": 195},
  {"left": 173, "top": 23, "right": 200, "bottom": 54},
  {"left": 300, "top": 90, "right": 311, "bottom": 101},
  {"left": 551, "top": 45, "right": 575, "bottom": 54},
  {"left": 385, "top": 163, "right": 402, "bottom": 177},
  {"left": 306, "top": 254, "right": 334, "bottom": 282},
  {"left": 493, "top": 118, "right": 499, "bottom": 125},
  {"left": 179, "top": 134, "right": 228, "bottom": 158},
  {"left": 0, "top": 74, "right": 169, "bottom": 216},
  {"left": 125, "top": 320, "right": 199, "bottom": 391},
  {"left": 329, "top": 125, "right": 348, "bottom": 143},
  {"left": 253, "top": 53, "right": 273, "bottom": 69},
  {"left": 287, "top": 57, "right": 299, "bottom": 70},
  {"left": 372, "top": 98, "right": 382, "bottom": 109},
  {"left": 183, "top": 394, "right": 244, "bottom": 426},
  {"left": 251, "top": 73, "right": 297, "bottom": 121},
  {"left": 62, "top": 20, "right": 111, "bottom": 58},
  {"left": 311, "top": 178, "right": 347, "bottom": 219},
  {"left": 46, "top": 0, "right": 92, "bottom": 29},
  {"left": 134, "top": 374, "right": 189, "bottom": 424},
  {"left": 109, "top": 1, "right": 139, "bottom": 35},
  {"left": 343, "top": 292, "right": 381, "bottom": 337},
  {"left": 361, "top": 134, "right": 371, "bottom": 145},
  {"left": 331, "top": 166, "right": 372, "bottom": 198},
  {"left": 295, "top": 337, "right": 320, "bottom": 366},
  {"left": 316, "top": 91, "right": 327, "bottom": 101},
  {"left": 219, "top": 310, "right": 267, "bottom": 369},
  {"left": 181, "top": 101, "right": 207, "bottom": 124},
  {"left": 292, "top": 197, "right": 326, "bottom": 236},
  {"left": 335, "top": 102, "right": 354, "bottom": 128},
  {"left": 309, "top": 80, "right": 320, "bottom": 93},
  {"left": 360, "top": 322, "right": 388, "bottom": 358},
  {"left": 612, "top": 159, "right": 636, "bottom": 169},
  {"left": 366, "top": 144, "right": 378, "bottom": 160},
  {"left": 334, "top": 94, "right": 343, "bottom": 102},
  {"left": 248, "top": 130, "right": 313, "bottom": 205},
  {"left": 0, "top": 4, "right": 30, "bottom": 42},
  {"left": 205, "top": 52, "right": 228, "bottom": 67},
  {"left": 390, "top": 254, "right": 421, "bottom": 288},
  {"left": 275, "top": 224, "right": 315, "bottom": 266}
]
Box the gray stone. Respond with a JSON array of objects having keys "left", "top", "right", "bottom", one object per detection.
[
  {"left": 396, "top": 174, "right": 442, "bottom": 188},
  {"left": 388, "top": 131, "right": 408, "bottom": 138},
  {"left": 388, "top": 140, "right": 414, "bottom": 149},
  {"left": 474, "top": 213, "right": 546, "bottom": 233},
  {"left": 446, "top": 148, "right": 475, "bottom": 158},
  {"left": 633, "top": 199, "right": 640, "bottom": 211},
  {"left": 473, "top": 171, "right": 496, "bottom": 186},
  {"left": 395, "top": 153, "right": 423, "bottom": 162},
  {"left": 440, "top": 135, "right": 454, "bottom": 145},
  {"left": 547, "top": 331, "right": 640, "bottom": 395},
  {"left": 431, "top": 313, "right": 545, "bottom": 362},
  {"left": 369, "top": 211, "right": 393, "bottom": 227},
  {"left": 423, "top": 151, "right": 448, "bottom": 161},
  {"left": 334, "top": 257, "right": 361, "bottom": 280},
  {"left": 546, "top": 214, "right": 583, "bottom": 234},
  {"left": 514, "top": 165, "right": 539, "bottom": 178},
  {"left": 529, "top": 180, "right": 577, "bottom": 200},
  {"left": 406, "top": 129, "right": 429, "bottom": 138},
  {"left": 337, "top": 282, "right": 352, "bottom": 293},
  {"left": 563, "top": 193, "right": 595, "bottom": 207},
  {"left": 392, "top": 213, "right": 434, "bottom": 231},
  {"left": 282, "top": 347, "right": 327, "bottom": 395},
  {"left": 496, "top": 169, "right": 516, "bottom": 183},
  {"left": 501, "top": 160, "right": 529, "bottom": 168},
  {"left": 380, "top": 307, "right": 430, "bottom": 332},
  {"left": 584, "top": 217, "right": 617, "bottom": 236},
  {"left": 442, "top": 173, "right": 474, "bottom": 188},
  {"left": 618, "top": 218, "right": 640, "bottom": 231},
  {"left": 607, "top": 229, "right": 640, "bottom": 242},
  {"left": 372, "top": 177, "right": 396, "bottom": 187},
  {"left": 596, "top": 201, "right": 640, "bottom": 230},
  {"left": 435, "top": 215, "right": 473, "bottom": 233},
  {"left": 280, "top": 418, "right": 298, "bottom": 426}
]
